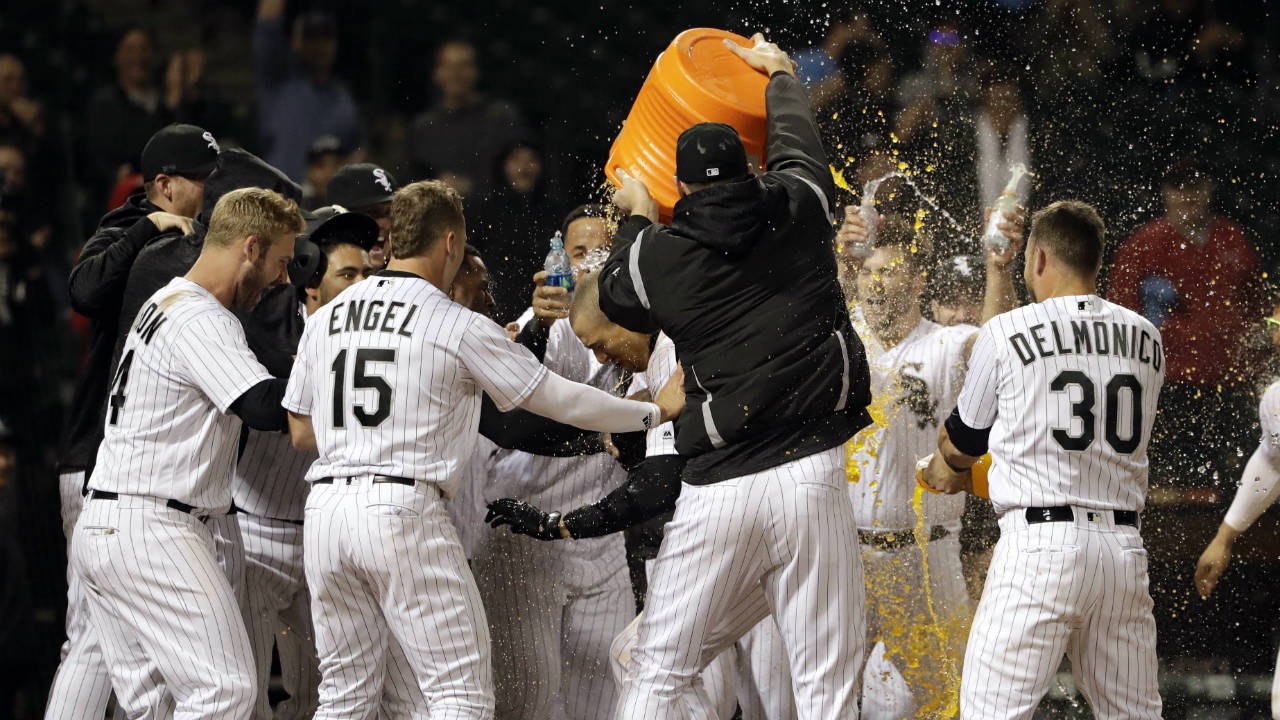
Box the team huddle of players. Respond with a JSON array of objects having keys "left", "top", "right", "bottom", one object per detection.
[{"left": 48, "top": 33, "right": 1280, "bottom": 720}]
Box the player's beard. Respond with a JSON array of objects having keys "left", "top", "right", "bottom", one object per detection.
[{"left": 233, "top": 256, "right": 272, "bottom": 311}]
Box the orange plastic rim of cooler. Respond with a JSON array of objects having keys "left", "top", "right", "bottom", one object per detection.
[{"left": 606, "top": 28, "right": 770, "bottom": 223}]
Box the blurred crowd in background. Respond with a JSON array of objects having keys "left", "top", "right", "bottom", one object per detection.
[{"left": 0, "top": 0, "right": 1278, "bottom": 716}]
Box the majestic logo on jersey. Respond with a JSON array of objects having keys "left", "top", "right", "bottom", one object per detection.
[
  {"left": 372, "top": 168, "right": 393, "bottom": 193},
  {"left": 894, "top": 364, "right": 938, "bottom": 430}
]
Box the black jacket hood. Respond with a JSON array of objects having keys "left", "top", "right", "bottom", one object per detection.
[
  {"left": 195, "top": 148, "right": 303, "bottom": 227},
  {"left": 667, "top": 177, "right": 782, "bottom": 259},
  {"left": 97, "top": 186, "right": 157, "bottom": 231}
]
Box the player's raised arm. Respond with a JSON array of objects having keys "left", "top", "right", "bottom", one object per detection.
[{"left": 979, "top": 205, "right": 1027, "bottom": 327}]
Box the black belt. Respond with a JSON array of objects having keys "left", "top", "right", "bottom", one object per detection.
[
  {"left": 858, "top": 525, "right": 950, "bottom": 551},
  {"left": 88, "top": 490, "right": 207, "bottom": 519},
  {"left": 1024, "top": 506, "right": 1138, "bottom": 527},
  {"left": 315, "top": 475, "right": 415, "bottom": 486}
]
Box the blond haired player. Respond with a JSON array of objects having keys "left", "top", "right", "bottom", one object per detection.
[
  {"left": 72, "top": 188, "right": 304, "bottom": 719},
  {"left": 836, "top": 209, "right": 1021, "bottom": 719},
  {"left": 923, "top": 201, "right": 1164, "bottom": 719},
  {"left": 1195, "top": 301, "right": 1280, "bottom": 720}
]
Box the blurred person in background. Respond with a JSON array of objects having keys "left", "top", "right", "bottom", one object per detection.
[
  {"left": 0, "top": 416, "right": 35, "bottom": 717},
  {"left": 326, "top": 162, "right": 398, "bottom": 269},
  {"left": 1108, "top": 159, "right": 1266, "bottom": 487},
  {"left": 254, "top": 0, "right": 361, "bottom": 181},
  {"left": 408, "top": 40, "right": 526, "bottom": 197},
  {"left": 472, "top": 138, "right": 564, "bottom": 323},
  {"left": 893, "top": 21, "right": 975, "bottom": 148},
  {"left": 0, "top": 54, "right": 43, "bottom": 145},
  {"left": 300, "top": 135, "right": 348, "bottom": 210}
]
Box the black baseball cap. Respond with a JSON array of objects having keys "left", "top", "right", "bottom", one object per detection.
[
  {"left": 306, "top": 135, "right": 347, "bottom": 164},
  {"left": 303, "top": 206, "right": 380, "bottom": 251},
  {"left": 140, "top": 123, "right": 220, "bottom": 181},
  {"left": 676, "top": 123, "right": 749, "bottom": 184},
  {"left": 327, "top": 163, "right": 398, "bottom": 210}
]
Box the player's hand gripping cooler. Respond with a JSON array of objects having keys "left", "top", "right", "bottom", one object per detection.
[{"left": 916, "top": 452, "right": 992, "bottom": 499}]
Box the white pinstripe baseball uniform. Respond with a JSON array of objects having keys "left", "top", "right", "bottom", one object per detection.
[
  {"left": 611, "top": 332, "right": 797, "bottom": 720},
  {"left": 953, "top": 294, "right": 1163, "bottom": 719},
  {"left": 234, "top": 290, "right": 323, "bottom": 720},
  {"left": 847, "top": 307, "right": 974, "bottom": 718},
  {"left": 469, "top": 317, "right": 634, "bottom": 720},
  {"left": 72, "top": 277, "right": 273, "bottom": 718},
  {"left": 284, "top": 269, "right": 661, "bottom": 719},
  {"left": 1216, "top": 381, "right": 1280, "bottom": 718}
]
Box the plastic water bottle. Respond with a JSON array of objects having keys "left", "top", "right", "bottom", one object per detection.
[
  {"left": 544, "top": 232, "right": 575, "bottom": 293},
  {"left": 981, "top": 164, "right": 1029, "bottom": 252},
  {"left": 850, "top": 179, "right": 881, "bottom": 258}
]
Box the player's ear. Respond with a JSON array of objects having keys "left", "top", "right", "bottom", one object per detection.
[
  {"left": 304, "top": 284, "right": 321, "bottom": 305},
  {"left": 244, "top": 234, "right": 261, "bottom": 262}
]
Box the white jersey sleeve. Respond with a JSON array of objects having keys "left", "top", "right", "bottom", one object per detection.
[
  {"left": 644, "top": 334, "right": 679, "bottom": 457},
  {"left": 173, "top": 313, "right": 273, "bottom": 414},
  {"left": 282, "top": 319, "right": 316, "bottom": 416},
  {"left": 458, "top": 315, "right": 549, "bottom": 412},
  {"left": 1223, "top": 383, "right": 1280, "bottom": 532},
  {"left": 955, "top": 323, "right": 1001, "bottom": 431}
]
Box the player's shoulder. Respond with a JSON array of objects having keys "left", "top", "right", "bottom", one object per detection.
[{"left": 1098, "top": 297, "right": 1161, "bottom": 338}]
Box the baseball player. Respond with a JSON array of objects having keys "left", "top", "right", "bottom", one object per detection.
[
  {"left": 600, "top": 36, "right": 873, "bottom": 718},
  {"left": 1194, "top": 301, "right": 1280, "bottom": 720},
  {"left": 486, "top": 271, "right": 797, "bottom": 720},
  {"left": 71, "top": 188, "right": 304, "bottom": 719},
  {"left": 48, "top": 123, "right": 217, "bottom": 720},
  {"left": 282, "top": 180, "right": 684, "bottom": 718},
  {"left": 834, "top": 211, "right": 1022, "bottom": 719},
  {"left": 234, "top": 206, "right": 380, "bottom": 719},
  {"left": 327, "top": 163, "right": 398, "bottom": 269},
  {"left": 921, "top": 200, "right": 1164, "bottom": 719},
  {"left": 465, "top": 202, "right": 636, "bottom": 720}
]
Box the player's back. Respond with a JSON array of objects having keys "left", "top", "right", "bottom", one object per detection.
[
  {"left": 977, "top": 294, "right": 1164, "bottom": 513},
  {"left": 296, "top": 270, "right": 543, "bottom": 497}
]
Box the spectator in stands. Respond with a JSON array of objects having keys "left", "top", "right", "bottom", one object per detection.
[
  {"left": 793, "top": 12, "right": 880, "bottom": 87},
  {"left": 0, "top": 55, "right": 43, "bottom": 146},
  {"left": 84, "top": 29, "right": 177, "bottom": 208},
  {"left": 1108, "top": 159, "right": 1267, "bottom": 484},
  {"left": 816, "top": 43, "right": 897, "bottom": 155},
  {"left": 471, "top": 138, "right": 563, "bottom": 322},
  {"left": 301, "top": 135, "right": 348, "bottom": 210},
  {"left": 894, "top": 21, "right": 975, "bottom": 147},
  {"left": 254, "top": 0, "right": 361, "bottom": 181},
  {"left": 407, "top": 40, "right": 525, "bottom": 197}
]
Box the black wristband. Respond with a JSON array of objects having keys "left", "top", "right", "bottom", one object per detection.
[{"left": 941, "top": 454, "right": 969, "bottom": 474}]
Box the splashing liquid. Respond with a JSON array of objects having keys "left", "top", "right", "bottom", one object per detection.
[{"left": 910, "top": 484, "right": 964, "bottom": 717}]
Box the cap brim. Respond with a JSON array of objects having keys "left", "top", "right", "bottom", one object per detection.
[
  {"left": 332, "top": 192, "right": 393, "bottom": 211},
  {"left": 307, "top": 212, "right": 381, "bottom": 251}
]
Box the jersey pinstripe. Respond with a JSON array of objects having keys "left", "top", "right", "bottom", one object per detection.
[
  {"left": 91, "top": 277, "right": 272, "bottom": 511},
  {"left": 957, "top": 294, "right": 1164, "bottom": 513},
  {"left": 848, "top": 308, "right": 975, "bottom": 530},
  {"left": 283, "top": 272, "right": 548, "bottom": 497}
]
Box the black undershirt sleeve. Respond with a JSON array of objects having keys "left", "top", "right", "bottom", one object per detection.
[
  {"left": 944, "top": 406, "right": 991, "bottom": 458},
  {"left": 478, "top": 394, "right": 605, "bottom": 456},
  {"left": 229, "top": 378, "right": 289, "bottom": 432},
  {"left": 562, "top": 454, "right": 685, "bottom": 539}
]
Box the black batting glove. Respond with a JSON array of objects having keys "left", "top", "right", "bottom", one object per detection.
[{"left": 485, "top": 498, "right": 561, "bottom": 541}]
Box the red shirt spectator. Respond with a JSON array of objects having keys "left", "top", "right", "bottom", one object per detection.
[{"left": 1108, "top": 165, "right": 1265, "bottom": 387}]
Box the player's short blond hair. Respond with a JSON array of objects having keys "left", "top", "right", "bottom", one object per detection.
[
  {"left": 871, "top": 215, "right": 925, "bottom": 271},
  {"left": 204, "top": 187, "right": 304, "bottom": 250},
  {"left": 389, "top": 180, "right": 465, "bottom": 259},
  {"left": 1029, "top": 200, "right": 1105, "bottom": 276}
]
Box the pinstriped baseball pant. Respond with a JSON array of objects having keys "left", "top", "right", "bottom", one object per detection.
[
  {"left": 961, "top": 509, "right": 1161, "bottom": 719},
  {"left": 72, "top": 495, "right": 256, "bottom": 719},
  {"left": 304, "top": 478, "right": 494, "bottom": 719},
  {"left": 615, "top": 447, "right": 866, "bottom": 719}
]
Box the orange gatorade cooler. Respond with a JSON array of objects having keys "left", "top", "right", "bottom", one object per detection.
[{"left": 606, "top": 28, "right": 770, "bottom": 223}]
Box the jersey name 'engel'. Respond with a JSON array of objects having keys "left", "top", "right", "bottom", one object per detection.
[
  {"left": 1007, "top": 319, "right": 1163, "bottom": 371},
  {"left": 325, "top": 298, "right": 420, "bottom": 337}
]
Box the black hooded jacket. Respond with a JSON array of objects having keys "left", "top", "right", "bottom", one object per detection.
[
  {"left": 598, "top": 72, "right": 873, "bottom": 484},
  {"left": 58, "top": 187, "right": 163, "bottom": 472},
  {"left": 66, "top": 150, "right": 303, "bottom": 473}
]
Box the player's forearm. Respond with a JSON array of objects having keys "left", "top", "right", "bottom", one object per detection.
[
  {"left": 478, "top": 393, "right": 605, "bottom": 456},
  {"left": 1223, "top": 444, "right": 1280, "bottom": 532},
  {"left": 982, "top": 258, "right": 1017, "bottom": 324},
  {"left": 519, "top": 371, "right": 661, "bottom": 434},
  {"left": 287, "top": 412, "right": 316, "bottom": 452},
  {"left": 562, "top": 455, "right": 684, "bottom": 539},
  {"left": 230, "top": 379, "right": 289, "bottom": 431}
]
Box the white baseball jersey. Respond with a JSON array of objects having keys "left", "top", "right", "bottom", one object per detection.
[
  {"left": 957, "top": 294, "right": 1164, "bottom": 513},
  {"left": 626, "top": 332, "right": 679, "bottom": 459},
  {"left": 91, "top": 277, "right": 272, "bottom": 511},
  {"left": 283, "top": 271, "right": 548, "bottom": 498},
  {"left": 848, "top": 307, "right": 975, "bottom": 530},
  {"left": 1260, "top": 382, "right": 1280, "bottom": 458}
]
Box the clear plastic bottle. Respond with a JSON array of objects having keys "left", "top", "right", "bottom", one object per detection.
[
  {"left": 981, "top": 164, "right": 1029, "bottom": 252},
  {"left": 544, "top": 231, "right": 575, "bottom": 292},
  {"left": 846, "top": 178, "right": 883, "bottom": 260}
]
